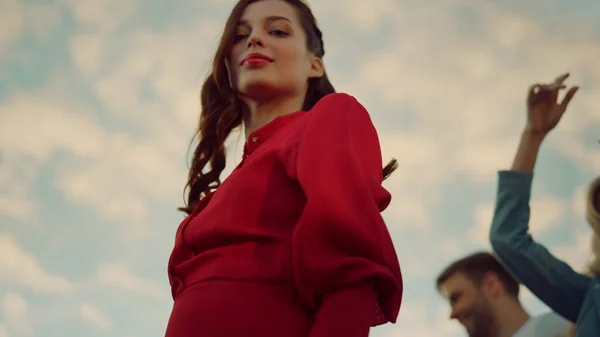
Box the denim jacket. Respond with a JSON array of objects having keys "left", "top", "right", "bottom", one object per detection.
[{"left": 489, "top": 171, "right": 600, "bottom": 337}]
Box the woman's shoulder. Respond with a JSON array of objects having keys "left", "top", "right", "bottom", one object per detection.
[
  {"left": 307, "top": 93, "right": 372, "bottom": 122},
  {"left": 311, "top": 92, "right": 363, "bottom": 109}
]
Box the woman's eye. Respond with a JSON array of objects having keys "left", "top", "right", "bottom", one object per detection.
[
  {"left": 270, "top": 29, "right": 289, "bottom": 37},
  {"left": 233, "top": 34, "right": 248, "bottom": 43}
]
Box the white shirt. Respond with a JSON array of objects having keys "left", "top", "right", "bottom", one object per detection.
[{"left": 513, "top": 312, "right": 571, "bottom": 337}]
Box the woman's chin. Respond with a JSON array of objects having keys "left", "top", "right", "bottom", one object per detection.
[{"left": 239, "top": 81, "right": 280, "bottom": 100}]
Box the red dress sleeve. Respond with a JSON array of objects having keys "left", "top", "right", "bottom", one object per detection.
[{"left": 291, "top": 93, "right": 403, "bottom": 336}]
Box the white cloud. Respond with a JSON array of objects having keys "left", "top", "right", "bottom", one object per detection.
[
  {"left": 23, "top": 4, "right": 62, "bottom": 42},
  {"left": 439, "top": 238, "right": 461, "bottom": 256},
  {"left": 386, "top": 302, "right": 461, "bottom": 337},
  {"left": 311, "top": 0, "right": 399, "bottom": 34},
  {"left": 39, "top": 17, "right": 226, "bottom": 224},
  {"left": 0, "top": 93, "right": 107, "bottom": 221},
  {"left": 519, "top": 285, "right": 537, "bottom": 306},
  {"left": 554, "top": 137, "right": 600, "bottom": 174},
  {"left": 80, "top": 303, "right": 113, "bottom": 330},
  {"left": 60, "top": 0, "right": 138, "bottom": 33},
  {"left": 2, "top": 292, "right": 31, "bottom": 335},
  {"left": 529, "top": 196, "right": 566, "bottom": 234},
  {"left": 552, "top": 229, "right": 594, "bottom": 273},
  {"left": 0, "top": 0, "right": 23, "bottom": 49},
  {"left": 572, "top": 184, "right": 589, "bottom": 218},
  {"left": 384, "top": 193, "right": 430, "bottom": 232},
  {"left": 394, "top": 237, "right": 450, "bottom": 278},
  {"left": 0, "top": 164, "right": 37, "bottom": 222},
  {"left": 0, "top": 235, "right": 71, "bottom": 293},
  {"left": 470, "top": 204, "right": 494, "bottom": 245},
  {"left": 97, "top": 263, "right": 167, "bottom": 300},
  {"left": 378, "top": 131, "right": 446, "bottom": 232},
  {"left": 0, "top": 91, "right": 185, "bottom": 224},
  {"left": 0, "top": 0, "right": 62, "bottom": 54},
  {"left": 470, "top": 196, "right": 566, "bottom": 245},
  {"left": 54, "top": 135, "right": 174, "bottom": 222},
  {"left": 69, "top": 33, "right": 109, "bottom": 79},
  {"left": 339, "top": 0, "right": 599, "bottom": 188},
  {"left": 69, "top": 19, "right": 222, "bottom": 124},
  {"left": 380, "top": 131, "right": 446, "bottom": 189},
  {"left": 0, "top": 94, "right": 105, "bottom": 161},
  {"left": 2, "top": 293, "right": 26, "bottom": 322}
]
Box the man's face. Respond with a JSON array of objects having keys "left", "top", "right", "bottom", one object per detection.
[{"left": 440, "top": 273, "right": 497, "bottom": 337}]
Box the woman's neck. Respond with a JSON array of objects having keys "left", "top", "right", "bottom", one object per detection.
[{"left": 243, "top": 94, "right": 305, "bottom": 139}]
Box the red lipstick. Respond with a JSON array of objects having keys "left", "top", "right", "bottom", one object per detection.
[{"left": 241, "top": 53, "right": 273, "bottom": 66}]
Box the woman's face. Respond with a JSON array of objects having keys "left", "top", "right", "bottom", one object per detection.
[{"left": 226, "top": 0, "right": 323, "bottom": 101}]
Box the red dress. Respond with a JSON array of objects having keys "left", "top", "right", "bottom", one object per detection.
[{"left": 165, "top": 93, "right": 403, "bottom": 337}]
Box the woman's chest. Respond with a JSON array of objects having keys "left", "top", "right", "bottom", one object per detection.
[
  {"left": 183, "top": 146, "right": 306, "bottom": 243},
  {"left": 575, "top": 281, "right": 600, "bottom": 336}
]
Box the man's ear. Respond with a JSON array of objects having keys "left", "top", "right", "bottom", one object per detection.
[{"left": 481, "top": 272, "right": 503, "bottom": 299}]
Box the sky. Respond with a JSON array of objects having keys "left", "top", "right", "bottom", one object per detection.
[{"left": 1, "top": 0, "right": 600, "bottom": 336}]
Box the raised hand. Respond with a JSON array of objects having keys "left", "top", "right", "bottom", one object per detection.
[{"left": 526, "top": 73, "right": 579, "bottom": 136}]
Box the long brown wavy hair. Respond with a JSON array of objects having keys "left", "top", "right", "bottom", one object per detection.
[{"left": 179, "top": 0, "right": 398, "bottom": 214}]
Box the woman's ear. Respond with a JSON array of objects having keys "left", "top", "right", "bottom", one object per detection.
[{"left": 308, "top": 56, "right": 324, "bottom": 79}]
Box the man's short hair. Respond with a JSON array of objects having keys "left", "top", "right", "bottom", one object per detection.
[{"left": 435, "top": 251, "right": 520, "bottom": 298}]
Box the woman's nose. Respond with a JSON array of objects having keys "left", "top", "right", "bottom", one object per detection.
[{"left": 247, "top": 35, "right": 264, "bottom": 48}]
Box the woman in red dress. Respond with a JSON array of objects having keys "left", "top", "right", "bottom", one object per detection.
[{"left": 165, "top": 1, "right": 403, "bottom": 336}]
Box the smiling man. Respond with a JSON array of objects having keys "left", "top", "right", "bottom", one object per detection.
[{"left": 435, "top": 252, "right": 569, "bottom": 337}]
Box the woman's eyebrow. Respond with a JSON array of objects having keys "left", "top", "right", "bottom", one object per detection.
[{"left": 238, "top": 15, "right": 292, "bottom": 28}]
